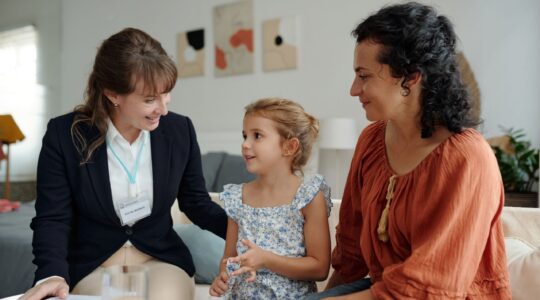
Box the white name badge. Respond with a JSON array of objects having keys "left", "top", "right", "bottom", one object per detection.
[{"left": 119, "top": 198, "right": 151, "bottom": 226}]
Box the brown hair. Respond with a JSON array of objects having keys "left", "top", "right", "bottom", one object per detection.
[
  {"left": 244, "top": 98, "right": 319, "bottom": 175},
  {"left": 71, "top": 27, "right": 177, "bottom": 164}
]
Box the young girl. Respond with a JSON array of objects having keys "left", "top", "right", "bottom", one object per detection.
[{"left": 209, "top": 98, "right": 333, "bottom": 299}]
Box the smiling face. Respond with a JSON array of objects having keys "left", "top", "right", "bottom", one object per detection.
[
  {"left": 106, "top": 80, "right": 171, "bottom": 141},
  {"left": 350, "top": 40, "right": 406, "bottom": 121},
  {"left": 241, "top": 114, "right": 289, "bottom": 176}
]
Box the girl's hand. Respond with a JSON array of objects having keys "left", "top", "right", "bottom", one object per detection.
[
  {"left": 229, "top": 239, "right": 269, "bottom": 281},
  {"left": 209, "top": 269, "right": 229, "bottom": 297}
]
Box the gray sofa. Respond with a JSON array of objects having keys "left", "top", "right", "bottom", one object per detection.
[
  {"left": 0, "top": 152, "right": 253, "bottom": 298},
  {"left": 0, "top": 201, "right": 35, "bottom": 297},
  {"left": 201, "top": 151, "right": 255, "bottom": 192}
]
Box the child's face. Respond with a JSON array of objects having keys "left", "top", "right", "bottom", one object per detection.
[{"left": 242, "top": 114, "right": 288, "bottom": 175}]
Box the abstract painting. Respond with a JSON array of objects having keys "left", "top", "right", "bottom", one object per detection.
[
  {"left": 262, "top": 17, "right": 298, "bottom": 72},
  {"left": 213, "top": 0, "right": 254, "bottom": 77},
  {"left": 177, "top": 29, "right": 205, "bottom": 78}
]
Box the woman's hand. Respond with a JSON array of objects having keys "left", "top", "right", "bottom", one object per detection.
[
  {"left": 209, "top": 268, "right": 229, "bottom": 297},
  {"left": 228, "top": 239, "right": 270, "bottom": 282},
  {"left": 19, "top": 277, "right": 69, "bottom": 300}
]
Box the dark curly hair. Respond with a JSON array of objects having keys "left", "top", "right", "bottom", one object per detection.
[{"left": 352, "top": 2, "right": 479, "bottom": 138}]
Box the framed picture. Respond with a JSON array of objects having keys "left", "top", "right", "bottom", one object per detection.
[
  {"left": 262, "top": 17, "right": 298, "bottom": 72},
  {"left": 177, "top": 28, "right": 205, "bottom": 78},
  {"left": 213, "top": 0, "right": 254, "bottom": 77}
]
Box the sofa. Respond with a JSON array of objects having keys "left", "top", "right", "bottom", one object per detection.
[
  {"left": 174, "top": 195, "right": 540, "bottom": 300},
  {"left": 200, "top": 152, "right": 255, "bottom": 192}
]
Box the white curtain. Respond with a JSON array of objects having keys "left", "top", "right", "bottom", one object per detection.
[{"left": 0, "top": 25, "right": 46, "bottom": 181}]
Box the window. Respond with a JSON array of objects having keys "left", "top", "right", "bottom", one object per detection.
[{"left": 0, "top": 25, "right": 45, "bottom": 182}]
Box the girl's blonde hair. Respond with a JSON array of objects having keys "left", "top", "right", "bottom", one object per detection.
[{"left": 244, "top": 98, "right": 319, "bottom": 175}]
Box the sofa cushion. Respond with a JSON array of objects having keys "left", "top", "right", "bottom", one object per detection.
[
  {"left": 504, "top": 237, "right": 540, "bottom": 300},
  {"left": 174, "top": 224, "right": 225, "bottom": 284},
  {"left": 502, "top": 206, "right": 540, "bottom": 247},
  {"left": 201, "top": 152, "right": 226, "bottom": 192}
]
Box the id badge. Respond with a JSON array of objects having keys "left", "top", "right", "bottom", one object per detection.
[{"left": 119, "top": 193, "right": 151, "bottom": 226}]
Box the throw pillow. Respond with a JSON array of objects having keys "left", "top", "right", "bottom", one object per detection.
[
  {"left": 504, "top": 237, "right": 540, "bottom": 299},
  {"left": 174, "top": 224, "right": 225, "bottom": 284}
]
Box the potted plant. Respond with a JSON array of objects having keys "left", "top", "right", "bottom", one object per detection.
[{"left": 488, "top": 128, "right": 539, "bottom": 207}]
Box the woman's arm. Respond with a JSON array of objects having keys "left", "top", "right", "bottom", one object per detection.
[
  {"left": 210, "top": 218, "right": 238, "bottom": 297},
  {"left": 30, "top": 119, "right": 73, "bottom": 284},
  {"left": 221, "top": 218, "right": 239, "bottom": 271},
  {"left": 176, "top": 116, "right": 227, "bottom": 238},
  {"left": 231, "top": 191, "right": 331, "bottom": 281},
  {"left": 22, "top": 118, "right": 73, "bottom": 300},
  {"left": 330, "top": 129, "right": 372, "bottom": 284},
  {"left": 325, "top": 270, "right": 345, "bottom": 290}
]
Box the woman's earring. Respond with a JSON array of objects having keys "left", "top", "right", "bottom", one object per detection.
[
  {"left": 401, "top": 89, "right": 410, "bottom": 97},
  {"left": 113, "top": 103, "right": 119, "bottom": 107}
]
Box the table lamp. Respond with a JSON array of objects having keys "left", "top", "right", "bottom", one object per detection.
[
  {"left": 0, "top": 114, "right": 25, "bottom": 200},
  {"left": 318, "top": 118, "right": 358, "bottom": 198}
]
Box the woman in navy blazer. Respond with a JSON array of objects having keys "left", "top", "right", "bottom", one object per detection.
[{"left": 21, "top": 28, "right": 227, "bottom": 300}]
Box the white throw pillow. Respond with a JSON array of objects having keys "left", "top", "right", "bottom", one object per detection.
[{"left": 504, "top": 237, "right": 540, "bottom": 300}]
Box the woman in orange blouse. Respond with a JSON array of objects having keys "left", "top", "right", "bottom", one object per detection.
[{"left": 306, "top": 2, "right": 511, "bottom": 300}]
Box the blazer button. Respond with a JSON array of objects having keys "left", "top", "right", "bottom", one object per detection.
[{"left": 126, "top": 228, "right": 133, "bottom": 235}]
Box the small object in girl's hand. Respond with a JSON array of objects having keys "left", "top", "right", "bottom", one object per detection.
[
  {"left": 226, "top": 258, "right": 240, "bottom": 276},
  {"left": 225, "top": 258, "right": 241, "bottom": 295}
]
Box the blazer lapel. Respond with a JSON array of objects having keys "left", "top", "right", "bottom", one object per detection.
[
  {"left": 85, "top": 142, "right": 119, "bottom": 223},
  {"left": 150, "top": 125, "right": 172, "bottom": 216}
]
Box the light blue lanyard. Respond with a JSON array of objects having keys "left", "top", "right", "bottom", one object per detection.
[{"left": 107, "top": 133, "right": 146, "bottom": 185}]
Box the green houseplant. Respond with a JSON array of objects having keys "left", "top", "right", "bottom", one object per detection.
[{"left": 489, "top": 128, "right": 539, "bottom": 207}]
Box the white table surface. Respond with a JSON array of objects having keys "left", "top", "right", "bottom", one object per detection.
[{"left": 1, "top": 295, "right": 99, "bottom": 300}]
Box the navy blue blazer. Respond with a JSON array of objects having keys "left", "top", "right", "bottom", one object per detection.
[{"left": 30, "top": 111, "right": 227, "bottom": 289}]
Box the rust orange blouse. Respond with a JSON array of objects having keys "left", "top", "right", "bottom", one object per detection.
[{"left": 332, "top": 121, "right": 511, "bottom": 299}]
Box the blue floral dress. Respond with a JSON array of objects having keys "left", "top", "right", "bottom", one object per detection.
[{"left": 220, "top": 174, "right": 332, "bottom": 300}]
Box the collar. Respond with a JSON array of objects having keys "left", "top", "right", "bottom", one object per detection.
[{"left": 106, "top": 118, "right": 148, "bottom": 146}]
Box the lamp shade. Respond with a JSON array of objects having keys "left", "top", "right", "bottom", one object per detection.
[
  {"left": 319, "top": 118, "right": 358, "bottom": 150},
  {"left": 0, "top": 114, "right": 25, "bottom": 144}
]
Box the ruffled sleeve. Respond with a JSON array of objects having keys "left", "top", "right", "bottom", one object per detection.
[
  {"left": 294, "top": 174, "right": 332, "bottom": 217},
  {"left": 219, "top": 184, "right": 243, "bottom": 223}
]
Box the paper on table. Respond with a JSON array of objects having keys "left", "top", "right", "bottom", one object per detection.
[
  {"left": 46, "top": 296, "right": 100, "bottom": 300},
  {"left": 0, "top": 295, "right": 100, "bottom": 300}
]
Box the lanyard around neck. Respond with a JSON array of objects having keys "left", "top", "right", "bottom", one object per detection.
[{"left": 107, "top": 133, "right": 146, "bottom": 185}]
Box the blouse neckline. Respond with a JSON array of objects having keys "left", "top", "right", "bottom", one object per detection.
[{"left": 379, "top": 121, "right": 473, "bottom": 178}]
